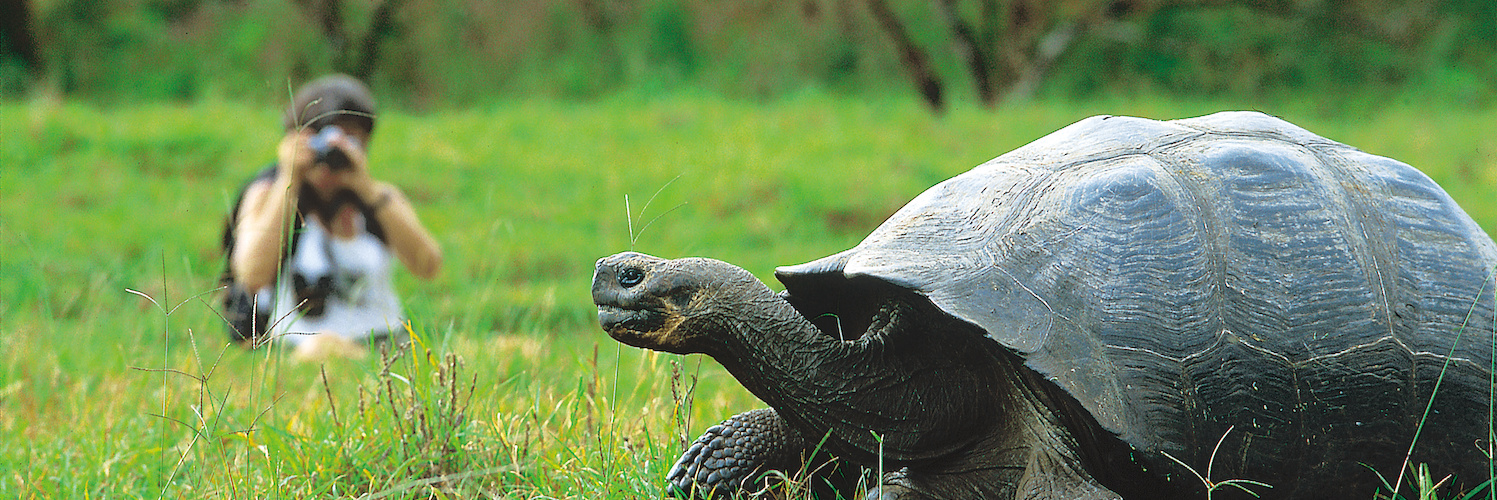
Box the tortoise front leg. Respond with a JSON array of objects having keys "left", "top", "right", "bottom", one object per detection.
[{"left": 667, "top": 407, "right": 851, "bottom": 498}]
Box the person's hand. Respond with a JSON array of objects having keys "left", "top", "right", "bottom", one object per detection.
[
  {"left": 276, "top": 128, "right": 318, "bottom": 182},
  {"left": 315, "top": 126, "right": 376, "bottom": 197},
  {"left": 278, "top": 126, "right": 375, "bottom": 196}
]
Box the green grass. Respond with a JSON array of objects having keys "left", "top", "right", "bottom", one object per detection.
[{"left": 1, "top": 93, "right": 1494, "bottom": 498}]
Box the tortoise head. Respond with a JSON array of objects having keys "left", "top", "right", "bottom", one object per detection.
[{"left": 592, "top": 252, "right": 772, "bottom": 354}]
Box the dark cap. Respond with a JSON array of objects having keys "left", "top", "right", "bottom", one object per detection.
[{"left": 283, "top": 74, "right": 376, "bottom": 134}]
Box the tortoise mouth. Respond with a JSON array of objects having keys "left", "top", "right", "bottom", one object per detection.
[
  {"left": 597, "top": 303, "right": 695, "bottom": 353},
  {"left": 598, "top": 304, "right": 665, "bottom": 338}
]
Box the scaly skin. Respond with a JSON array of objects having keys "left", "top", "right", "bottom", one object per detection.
[
  {"left": 592, "top": 252, "right": 1133, "bottom": 499},
  {"left": 665, "top": 407, "right": 856, "bottom": 498}
]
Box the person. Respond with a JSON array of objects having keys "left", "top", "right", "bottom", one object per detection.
[{"left": 220, "top": 75, "right": 441, "bottom": 354}]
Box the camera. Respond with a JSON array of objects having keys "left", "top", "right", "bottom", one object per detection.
[
  {"left": 308, "top": 125, "right": 357, "bottom": 170},
  {"left": 292, "top": 272, "right": 335, "bottom": 317}
]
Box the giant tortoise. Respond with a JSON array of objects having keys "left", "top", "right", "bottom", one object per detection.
[{"left": 592, "top": 111, "right": 1497, "bottom": 499}]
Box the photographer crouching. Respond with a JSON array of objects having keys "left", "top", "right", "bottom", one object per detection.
[{"left": 221, "top": 75, "right": 441, "bottom": 358}]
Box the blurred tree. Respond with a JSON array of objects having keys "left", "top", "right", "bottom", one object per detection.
[
  {"left": 10, "top": 0, "right": 1492, "bottom": 107},
  {"left": 873, "top": 0, "right": 1490, "bottom": 110},
  {"left": 873, "top": 0, "right": 1156, "bottom": 111},
  {"left": 292, "top": 0, "right": 405, "bottom": 81},
  {"left": 932, "top": 0, "right": 994, "bottom": 104},
  {"left": 1, "top": 0, "right": 41, "bottom": 74},
  {"left": 866, "top": 0, "right": 945, "bottom": 111},
  {"left": 575, "top": 0, "right": 628, "bottom": 81}
]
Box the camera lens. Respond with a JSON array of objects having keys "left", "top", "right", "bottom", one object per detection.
[{"left": 309, "top": 126, "right": 353, "bottom": 170}]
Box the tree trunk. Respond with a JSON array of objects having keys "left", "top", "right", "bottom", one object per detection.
[
  {"left": 352, "top": 0, "right": 403, "bottom": 80},
  {"left": 866, "top": 0, "right": 945, "bottom": 112},
  {"left": 295, "top": 0, "right": 350, "bottom": 65},
  {"left": 933, "top": 0, "right": 997, "bottom": 106},
  {"left": 294, "top": 0, "right": 403, "bottom": 81}
]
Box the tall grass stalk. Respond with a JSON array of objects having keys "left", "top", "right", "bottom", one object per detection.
[
  {"left": 625, "top": 175, "right": 687, "bottom": 250},
  {"left": 1161, "top": 426, "right": 1273, "bottom": 499}
]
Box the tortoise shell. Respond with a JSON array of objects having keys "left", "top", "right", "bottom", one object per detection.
[{"left": 777, "top": 111, "right": 1497, "bottom": 491}]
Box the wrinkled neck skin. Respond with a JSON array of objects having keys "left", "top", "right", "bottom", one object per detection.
[{"left": 696, "top": 281, "right": 1020, "bottom": 467}]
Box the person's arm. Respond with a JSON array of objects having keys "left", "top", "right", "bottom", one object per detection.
[
  {"left": 230, "top": 131, "right": 314, "bottom": 291},
  {"left": 318, "top": 129, "right": 443, "bottom": 280},
  {"left": 352, "top": 179, "right": 443, "bottom": 279}
]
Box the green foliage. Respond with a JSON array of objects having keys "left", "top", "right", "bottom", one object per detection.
[
  {"left": 11, "top": 0, "right": 1493, "bottom": 108},
  {"left": 1043, "top": 1, "right": 1497, "bottom": 108},
  {"left": 1, "top": 95, "right": 1495, "bottom": 497},
  {"left": 28, "top": 0, "right": 314, "bottom": 102},
  {"left": 1369, "top": 462, "right": 1495, "bottom": 500},
  {"left": 643, "top": 1, "right": 696, "bottom": 79}
]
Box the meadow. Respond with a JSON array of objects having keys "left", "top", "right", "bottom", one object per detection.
[{"left": 1, "top": 93, "right": 1494, "bottom": 499}]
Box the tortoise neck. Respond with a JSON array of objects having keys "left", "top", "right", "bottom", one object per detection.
[{"left": 706, "top": 292, "right": 1009, "bottom": 464}]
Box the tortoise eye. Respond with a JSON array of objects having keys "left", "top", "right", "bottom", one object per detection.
[{"left": 618, "top": 268, "right": 645, "bottom": 288}]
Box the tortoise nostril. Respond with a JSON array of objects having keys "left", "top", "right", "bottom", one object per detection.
[{"left": 618, "top": 268, "right": 645, "bottom": 288}]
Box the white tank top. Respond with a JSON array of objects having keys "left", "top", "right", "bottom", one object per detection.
[{"left": 270, "top": 213, "right": 404, "bottom": 345}]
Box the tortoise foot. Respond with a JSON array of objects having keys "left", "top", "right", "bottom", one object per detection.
[{"left": 667, "top": 408, "right": 802, "bottom": 498}]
